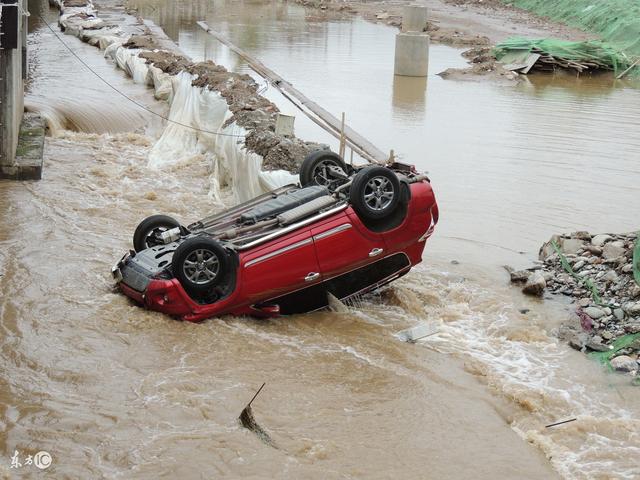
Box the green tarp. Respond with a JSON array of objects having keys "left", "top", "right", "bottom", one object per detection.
[{"left": 496, "top": 0, "right": 640, "bottom": 75}]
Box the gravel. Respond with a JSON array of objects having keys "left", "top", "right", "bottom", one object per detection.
[{"left": 509, "top": 231, "right": 640, "bottom": 378}]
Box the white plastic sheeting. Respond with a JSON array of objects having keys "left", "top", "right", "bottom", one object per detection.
[
  {"left": 103, "top": 46, "right": 298, "bottom": 203},
  {"left": 147, "top": 71, "right": 298, "bottom": 203}
]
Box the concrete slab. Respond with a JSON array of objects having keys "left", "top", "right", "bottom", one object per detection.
[{"left": 0, "top": 113, "right": 45, "bottom": 180}]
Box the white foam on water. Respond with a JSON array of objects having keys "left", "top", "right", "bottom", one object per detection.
[{"left": 389, "top": 264, "right": 640, "bottom": 479}]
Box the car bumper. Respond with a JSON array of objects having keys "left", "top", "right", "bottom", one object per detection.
[{"left": 113, "top": 253, "right": 197, "bottom": 319}]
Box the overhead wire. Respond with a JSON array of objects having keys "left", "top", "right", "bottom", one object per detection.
[{"left": 37, "top": 13, "right": 246, "bottom": 138}]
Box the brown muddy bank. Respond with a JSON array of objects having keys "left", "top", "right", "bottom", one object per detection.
[{"left": 291, "top": 0, "right": 594, "bottom": 82}]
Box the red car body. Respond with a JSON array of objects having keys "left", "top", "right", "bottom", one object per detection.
[{"left": 115, "top": 179, "right": 438, "bottom": 322}]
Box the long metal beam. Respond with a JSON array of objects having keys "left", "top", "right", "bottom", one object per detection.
[{"left": 196, "top": 21, "right": 388, "bottom": 165}]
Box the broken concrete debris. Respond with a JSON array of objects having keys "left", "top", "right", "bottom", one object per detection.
[{"left": 396, "top": 323, "right": 439, "bottom": 343}]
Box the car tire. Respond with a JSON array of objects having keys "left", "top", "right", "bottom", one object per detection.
[
  {"left": 133, "top": 215, "right": 180, "bottom": 252},
  {"left": 172, "top": 237, "right": 230, "bottom": 295},
  {"left": 299, "top": 150, "right": 348, "bottom": 189},
  {"left": 350, "top": 166, "right": 401, "bottom": 221}
]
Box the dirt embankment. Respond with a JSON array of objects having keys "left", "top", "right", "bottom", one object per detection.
[
  {"left": 291, "top": 0, "right": 593, "bottom": 82},
  {"left": 132, "top": 42, "right": 326, "bottom": 172},
  {"left": 55, "top": 1, "right": 327, "bottom": 173}
]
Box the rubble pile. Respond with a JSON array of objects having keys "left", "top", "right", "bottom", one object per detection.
[
  {"left": 134, "top": 40, "right": 326, "bottom": 173},
  {"left": 509, "top": 231, "right": 640, "bottom": 375}
]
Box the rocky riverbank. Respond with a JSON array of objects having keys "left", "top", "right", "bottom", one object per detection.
[{"left": 509, "top": 231, "right": 640, "bottom": 377}]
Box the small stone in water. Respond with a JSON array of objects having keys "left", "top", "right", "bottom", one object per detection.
[
  {"left": 610, "top": 355, "right": 638, "bottom": 373},
  {"left": 522, "top": 272, "right": 546, "bottom": 296},
  {"left": 509, "top": 269, "right": 530, "bottom": 283}
]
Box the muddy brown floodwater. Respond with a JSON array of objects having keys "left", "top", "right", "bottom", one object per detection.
[{"left": 1, "top": 0, "right": 640, "bottom": 479}]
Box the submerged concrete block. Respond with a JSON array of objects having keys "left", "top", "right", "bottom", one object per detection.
[
  {"left": 394, "top": 33, "right": 430, "bottom": 77},
  {"left": 402, "top": 5, "right": 429, "bottom": 33},
  {"left": 0, "top": 113, "right": 45, "bottom": 180}
]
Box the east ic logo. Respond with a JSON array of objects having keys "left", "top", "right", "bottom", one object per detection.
[{"left": 34, "top": 451, "right": 53, "bottom": 470}]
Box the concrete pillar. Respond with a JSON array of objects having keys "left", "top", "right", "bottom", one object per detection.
[
  {"left": 402, "top": 5, "right": 429, "bottom": 33},
  {"left": 0, "top": 0, "right": 39, "bottom": 180},
  {"left": 21, "top": 0, "right": 27, "bottom": 80},
  {"left": 0, "top": 0, "right": 25, "bottom": 170},
  {"left": 394, "top": 32, "right": 430, "bottom": 77}
]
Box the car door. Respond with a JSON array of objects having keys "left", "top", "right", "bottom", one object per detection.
[
  {"left": 240, "top": 229, "right": 322, "bottom": 305},
  {"left": 311, "top": 211, "right": 386, "bottom": 280}
]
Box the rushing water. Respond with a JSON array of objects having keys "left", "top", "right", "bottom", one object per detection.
[{"left": 1, "top": 0, "right": 640, "bottom": 478}]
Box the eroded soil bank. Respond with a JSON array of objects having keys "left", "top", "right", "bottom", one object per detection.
[
  {"left": 53, "top": 0, "right": 325, "bottom": 173},
  {"left": 292, "top": 0, "right": 594, "bottom": 81}
]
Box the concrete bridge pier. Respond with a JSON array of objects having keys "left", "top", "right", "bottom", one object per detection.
[
  {"left": 1, "top": 0, "right": 43, "bottom": 180},
  {"left": 401, "top": 4, "right": 429, "bottom": 33},
  {"left": 394, "top": 4, "right": 430, "bottom": 77}
]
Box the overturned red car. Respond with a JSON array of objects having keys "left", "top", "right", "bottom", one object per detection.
[{"left": 112, "top": 151, "right": 438, "bottom": 321}]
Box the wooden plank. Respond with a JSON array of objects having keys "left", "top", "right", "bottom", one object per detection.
[
  {"left": 197, "top": 21, "right": 388, "bottom": 164},
  {"left": 616, "top": 57, "right": 640, "bottom": 79},
  {"left": 520, "top": 53, "right": 541, "bottom": 74},
  {"left": 503, "top": 62, "right": 528, "bottom": 72}
]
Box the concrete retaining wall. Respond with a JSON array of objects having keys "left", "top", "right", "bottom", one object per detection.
[
  {"left": 0, "top": 0, "right": 26, "bottom": 172},
  {"left": 0, "top": 0, "right": 40, "bottom": 179}
]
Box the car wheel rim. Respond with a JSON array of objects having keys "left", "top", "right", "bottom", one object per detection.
[
  {"left": 183, "top": 249, "right": 220, "bottom": 285},
  {"left": 363, "top": 176, "right": 394, "bottom": 211},
  {"left": 311, "top": 160, "right": 340, "bottom": 186}
]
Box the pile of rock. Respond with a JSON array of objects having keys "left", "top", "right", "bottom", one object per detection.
[{"left": 509, "top": 231, "right": 640, "bottom": 375}]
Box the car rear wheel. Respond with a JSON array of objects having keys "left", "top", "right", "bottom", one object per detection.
[
  {"left": 350, "top": 166, "right": 401, "bottom": 221},
  {"left": 299, "top": 150, "right": 348, "bottom": 190},
  {"left": 172, "top": 237, "right": 230, "bottom": 295},
  {"left": 133, "top": 215, "right": 180, "bottom": 252}
]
